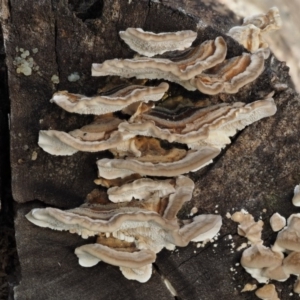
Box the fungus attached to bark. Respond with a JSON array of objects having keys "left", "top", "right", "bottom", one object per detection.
[
  {"left": 119, "top": 96, "right": 276, "bottom": 150},
  {"left": 231, "top": 211, "right": 264, "bottom": 244},
  {"left": 38, "top": 115, "right": 135, "bottom": 156},
  {"left": 119, "top": 28, "right": 197, "bottom": 57},
  {"left": 96, "top": 147, "right": 220, "bottom": 179},
  {"left": 255, "top": 284, "right": 279, "bottom": 300},
  {"left": 107, "top": 178, "right": 175, "bottom": 203},
  {"left": 241, "top": 244, "right": 284, "bottom": 283},
  {"left": 292, "top": 184, "right": 300, "bottom": 207},
  {"left": 92, "top": 37, "right": 227, "bottom": 89},
  {"left": 189, "top": 50, "right": 266, "bottom": 94},
  {"left": 273, "top": 214, "right": 300, "bottom": 252},
  {"left": 26, "top": 175, "right": 222, "bottom": 282},
  {"left": 227, "top": 7, "right": 282, "bottom": 53},
  {"left": 51, "top": 82, "right": 169, "bottom": 115},
  {"left": 270, "top": 213, "right": 286, "bottom": 232}
]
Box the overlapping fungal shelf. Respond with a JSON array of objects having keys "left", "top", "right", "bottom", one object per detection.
[{"left": 27, "top": 17, "right": 279, "bottom": 283}]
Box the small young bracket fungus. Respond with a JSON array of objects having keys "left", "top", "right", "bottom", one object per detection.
[
  {"left": 241, "top": 244, "right": 284, "bottom": 283},
  {"left": 26, "top": 176, "right": 222, "bottom": 282},
  {"left": 292, "top": 184, "right": 300, "bottom": 207},
  {"left": 92, "top": 37, "right": 227, "bottom": 87},
  {"left": 255, "top": 284, "right": 280, "bottom": 300},
  {"left": 227, "top": 7, "right": 282, "bottom": 53},
  {"left": 119, "top": 28, "right": 197, "bottom": 57},
  {"left": 270, "top": 213, "right": 286, "bottom": 232},
  {"left": 273, "top": 214, "right": 300, "bottom": 253},
  {"left": 96, "top": 147, "right": 220, "bottom": 179},
  {"left": 189, "top": 51, "right": 266, "bottom": 94},
  {"left": 231, "top": 211, "right": 264, "bottom": 244},
  {"left": 51, "top": 82, "right": 169, "bottom": 115}
]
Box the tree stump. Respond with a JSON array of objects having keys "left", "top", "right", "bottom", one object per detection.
[{"left": 1, "top": 0, "right": 299, "bottom": 299}]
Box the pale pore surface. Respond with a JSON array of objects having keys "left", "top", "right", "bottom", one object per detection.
[{"left": 119, "top": 28, "right": 197, "bottom": 57}]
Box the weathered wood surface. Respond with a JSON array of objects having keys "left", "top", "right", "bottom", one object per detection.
[{"left": 1, "top": 0, "right": 300, "bottom": 299}]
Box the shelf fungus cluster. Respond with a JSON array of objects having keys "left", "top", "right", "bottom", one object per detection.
[
  {"left": 232, "top": 186, "right": 300, "bottom": 299},
  {"left": 28, "top": 24, "right": 278, "bottom": 283}
]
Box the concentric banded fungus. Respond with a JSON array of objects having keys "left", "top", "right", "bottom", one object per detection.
[
  {"left": 119, "top": 28, "right": 197, "bottom": 57},
  {"left": 38, "top": 115, "right": 135, "bottom": 156},
  {"left": 92, "top": 37, "right": 227, "bottom": 89},
  {"left": 228, "top": 7, "right": 282, "bottom": 53},
  {"left": 96, "top": 147, "right": 220, "bottom": 179},
  {"left": 119, "top": 97, "right": 276, "bottom": 149},
  {"left": 51, "top": 82, "right": 169, "bottom": 115},
  {"left": 189, "top": 51, "right": 266, "bottom": 94},
  {"left": 26, "top": 176, "right": 222, "bottom": 282}
]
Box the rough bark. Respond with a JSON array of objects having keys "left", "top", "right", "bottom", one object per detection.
[{"left": 1, "top": 0, "right": 299, "bottom": 299}]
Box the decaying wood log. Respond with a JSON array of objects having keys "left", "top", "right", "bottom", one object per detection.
[{"left": 1, "top": 0, "right": 300, "bottom": 299}]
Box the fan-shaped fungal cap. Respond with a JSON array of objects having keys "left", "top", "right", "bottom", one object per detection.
[
  {"left": 282, "top": 251, "right": 300, "bottom": 276},
  {"left": 119, "top": 28, "right": 197, "bottom": 57},
  {"left": 261, "top": 265, "right": 289, "bottom": 282},
  {"left": 270, "top": 213, "right": 286, "bottom": 232},
  {"left": 119, "top": 97, "right": 276, "bottom": 151},
  {"left": 75, "top": 244, "right": 155, "bottom": 283},
  {"left": 92, "top": 37, "right": 227, "bottom": 85},
  {"left": 292, "top": 184, "right": 300, "bottom": 207},
  {"left": 107, "top": 178, "right": 175, "bottom": 203},
  {"left": 189, "top": 51, "right": 266, "bottom": 94},
  {"left": 51, "top": 82, "right": 169, "bottom": 115},
  {"left": 255, "top": 284, "right": 279, "bottom": 300},
  {"left": 96, "top": 147, "right": 220, "bottom": 179},
  {"left": 227, "top": 24, "right": 266, "bottom": 52},
  {"left": 241, "top": 244, "right": 284, "bottom": 283},
  {"left": 273, "top": 214, "right": 300, "bottom": 252},
  {"left": 38, "top": 115, "right": 136, "bottom": 156}
]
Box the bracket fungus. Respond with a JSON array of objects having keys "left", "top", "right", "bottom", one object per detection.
[
  {"left": 119, "top": 28, "right": 197, "bottom": 57},
  {"left": 92, "top": 36, "right": 228, "bottom": 90},
  {"left": 119, "top": 96, "right": 276, "bottom": 149},
  {"left": 51, "top": 82, "right": 169, "bottom": 115},
  {"left": 26, "top": 176, "right": 222, "bottom": 282},
  {"left": 227, "top": 7, "right": 282, "bottom": 53},
  {"left": 38, "top": 114, "right": 135, "bottom": 156},
  {"left": 30, "top": 21, "right": 280, "bottom": 284}
]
